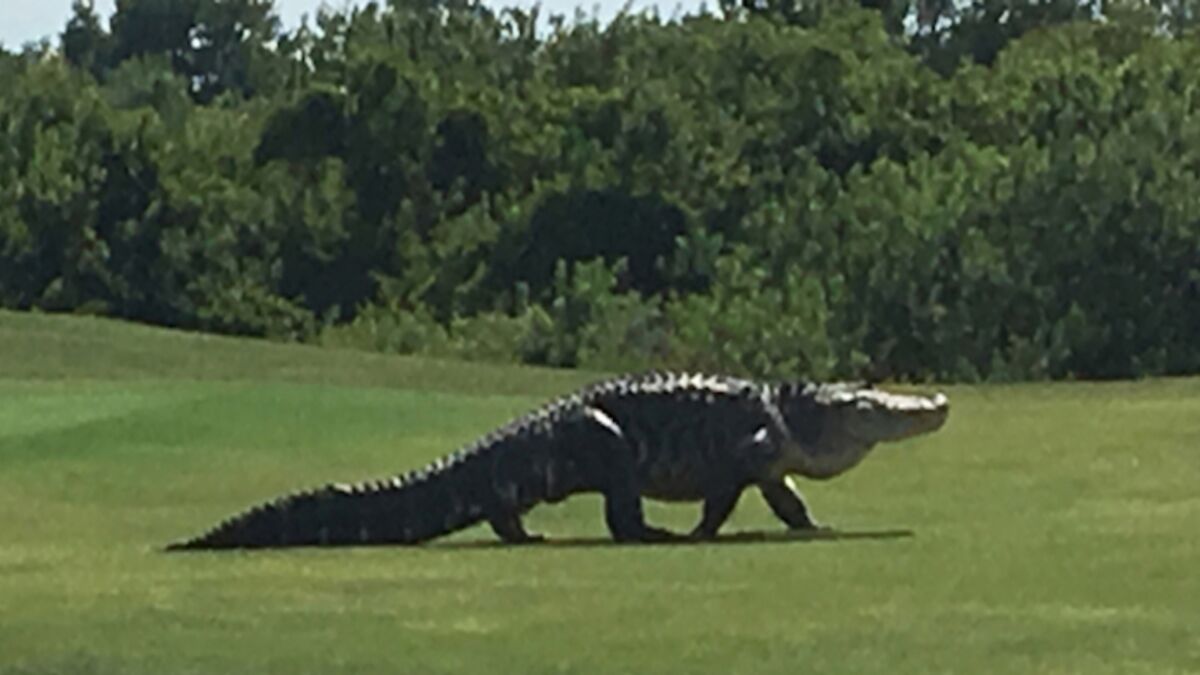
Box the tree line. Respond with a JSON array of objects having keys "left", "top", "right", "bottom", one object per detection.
[{"left": 1, "top": 0, "right": 1197, "bottom": 381}]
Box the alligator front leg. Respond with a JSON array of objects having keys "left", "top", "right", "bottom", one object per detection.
[{"left": 759, "top": 476, "right": 823, "bottom": 531}]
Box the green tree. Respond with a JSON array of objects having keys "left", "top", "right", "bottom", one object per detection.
[
  {"left": 61, "top": 0, "right": 113, "bottom": 80},
  {"left": 108, "top": 0, "right": 283, "bottom": 101}
]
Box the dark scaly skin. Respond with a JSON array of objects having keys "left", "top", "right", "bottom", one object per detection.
[{"left": 166, "top": 371, "right": 949, "bottom": 550}]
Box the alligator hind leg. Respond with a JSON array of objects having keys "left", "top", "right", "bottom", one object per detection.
[
  {"left": 603, "top": 483, "right": 679, "bottom": 543},
  {"left": 487, "top": 512, "right": 544, "bottom": 544},
  {"left": 759, "top": 476, "right": 822, "bottom": 530},
  {"left": 690, "top": 483, "right": 748, "bottom": 539},
  {"left": 575, "top": 406, "right": 680, "bottom": 543}
]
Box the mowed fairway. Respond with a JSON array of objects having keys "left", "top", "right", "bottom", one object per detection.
[{"left": 1, "top": 311, "right": 1198, "bottom": 674}]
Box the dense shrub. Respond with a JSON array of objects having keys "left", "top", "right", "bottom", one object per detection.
[{"left": 2, "top": 0, "right": 1198, "bottom": 381}]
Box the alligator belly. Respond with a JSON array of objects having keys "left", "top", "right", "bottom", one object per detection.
[
  {"left": 641, "top": 486, "right": 707, "bottom": 502},
  {"left": 638, "top": 462, "right": 710, "bottom": 502}
]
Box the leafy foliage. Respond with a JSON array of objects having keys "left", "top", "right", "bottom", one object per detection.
[{"left": 1, "top": 0, "right": 1198, "bottom": 381}]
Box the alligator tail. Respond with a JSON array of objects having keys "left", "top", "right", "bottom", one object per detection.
[{"left": 165, "top": 450, "right": 492, "bottom": 550}]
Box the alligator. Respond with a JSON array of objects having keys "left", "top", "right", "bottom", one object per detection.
[{"left": 167, "top": 371, "right": 949, "bottom": 550}]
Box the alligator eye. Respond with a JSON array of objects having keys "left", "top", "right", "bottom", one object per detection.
[{"left": 829, "top": 391, "right": 856, "bottom": 405}]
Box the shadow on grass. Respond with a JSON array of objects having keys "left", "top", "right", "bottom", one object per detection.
[
  {"left": 162, "top": 528, "right": 913, "bottom": 553},
  {"left": 430, "top": 528, "right": 915, "bottom": 551}
]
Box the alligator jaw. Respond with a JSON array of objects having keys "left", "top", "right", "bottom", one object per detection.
[
  {"left": 772, "top": 384, "right": 950, "bottom": 481},
  {"left": 834, "top": 387, "right": 950, "bottom": 445}
]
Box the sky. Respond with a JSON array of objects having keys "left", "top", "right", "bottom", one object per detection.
[{"left": 0, "top": 0, "right": 704, "bottom": 49}]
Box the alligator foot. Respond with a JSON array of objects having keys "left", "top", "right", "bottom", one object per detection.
[
  {"left": 507, "top": 532, "right": 547, "bottom": 545},
  {"left": 614, "top": 525, "right": 684, "bottom": 544},
  {"left": 642, "top": 525, "right": 685, "bottom": 542},
  {"left": 790, "top": 521, "right": 834, "bottom": 535}
]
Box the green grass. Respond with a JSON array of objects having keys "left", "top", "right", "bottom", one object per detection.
[{"left": 2, "top": 309, "right": 1199, "bottom": 674}]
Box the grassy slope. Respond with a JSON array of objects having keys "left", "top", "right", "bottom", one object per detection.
[{"left": 1, "top": 310, "right": 1198, "bottom": 674}]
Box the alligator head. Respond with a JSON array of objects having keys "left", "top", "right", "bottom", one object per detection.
[{"left": 773, "top": 382, "right": 949, "bottom": 480}]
